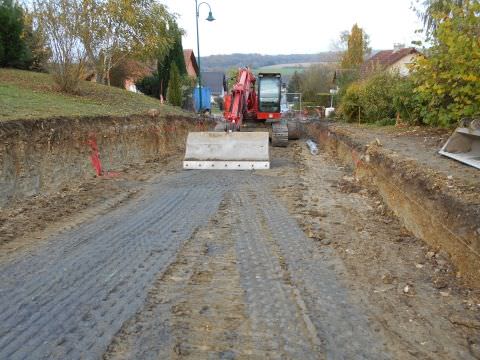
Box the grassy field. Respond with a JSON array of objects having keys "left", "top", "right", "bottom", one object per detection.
[{"left": 0, "top": 69, "right": 185, "bottom": 121}]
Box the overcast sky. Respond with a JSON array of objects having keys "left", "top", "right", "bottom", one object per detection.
[{"left": 161, "top": 0, "right": 425, "bottom": 56}]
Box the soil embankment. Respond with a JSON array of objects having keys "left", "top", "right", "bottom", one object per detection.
[
  {"left": 0, "top": 114, "right": 208, "bottom": 208},
  {"left": 0, "top": 114, "right": 210, "bottom": 247},
  {"left": 307, "top": 121, "right": 480, "bottom": 287}
]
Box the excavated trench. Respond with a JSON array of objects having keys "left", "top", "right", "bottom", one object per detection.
[{"left": 307, "top": 122, "right": 480, "bottom": 288}]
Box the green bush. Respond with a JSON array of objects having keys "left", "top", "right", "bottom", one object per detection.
[
  {"left": 340, "top": 72, "right": 424, "bottom": 125},
  {"left": 335, "top": 69, "right": 359, "bottom": 104},
  {"left": 136, "top": 72, "right": 160, "bottom": 98},
  {"left": 339, "top": 81, "right": 366, "bottom": 122},
  {"left": 392, "top": 76, "right": 424, "bottom": 125},
  {"left": 362, "top": 72, "right": 397, "bottom": 122}
]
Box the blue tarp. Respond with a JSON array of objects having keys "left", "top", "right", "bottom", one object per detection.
[{"left": 193, "top": 87, "right": 211, "bottom": 112}]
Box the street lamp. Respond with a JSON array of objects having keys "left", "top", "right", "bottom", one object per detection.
[{"left": 195, "top": 0, "right": 215, "bottom": 113}]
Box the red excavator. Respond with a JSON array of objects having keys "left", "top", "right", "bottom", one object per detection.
[
  {"left": 222, "top": 68, "right": 289, "bottom": 146},
  {"left": 183, "top": 68, "right": 299, "bottom": 170}
]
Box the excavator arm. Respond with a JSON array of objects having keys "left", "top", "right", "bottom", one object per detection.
[{"left": 223, "top": 68, "right": 257, "bottom": 130}]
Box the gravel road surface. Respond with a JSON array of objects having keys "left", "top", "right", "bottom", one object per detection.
[{"left": 1, "top": 144, "right": 478, "bottom": 359}]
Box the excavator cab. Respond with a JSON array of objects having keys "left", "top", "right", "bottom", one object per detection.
[{"left": 257, "top": 73, "right": 282, "bottom": 119}]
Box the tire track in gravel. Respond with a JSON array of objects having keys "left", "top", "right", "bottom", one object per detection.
[
  {"left": 105, "top": 188, "right": 324, "bottom": 359},
  {"left": 105, "top": 197, "right": 255, "bottom": 359},
  {"left": 0, "top": 171, "right": 228, "bottom": 360},
  {"left": 250, "top": 185, "right": 390, "bottom": 359},
  {"left": 231, "top": 190, "right": 324, "bottom": 358}
]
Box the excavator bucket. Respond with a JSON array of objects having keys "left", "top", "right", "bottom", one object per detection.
[
  {"left": 439, "top": 119, "right": 480, "bottom": 170},
  {"left": 183, "top": 132, "right": 270, "bottom": 170}
]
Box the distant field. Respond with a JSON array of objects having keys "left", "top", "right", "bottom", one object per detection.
[
  {"left": 255, "top": 61, "right": 338, "bottom": 78},
  {"left": 0, "top": 69, "right": 184, "bottom": 121},
  {"left": 255, "top": 66, "right": 305, "bottom": 76}
]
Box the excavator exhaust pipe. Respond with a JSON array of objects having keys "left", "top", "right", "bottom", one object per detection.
[
  {"left": 183, "top": 132, "right": 270, "bottom": 170},
  {"left": 439, "top": 118, "right": 480, "bottom": 170}
]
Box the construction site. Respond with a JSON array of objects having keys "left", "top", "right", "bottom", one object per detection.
[
  {"left": 1, "top": 0, "right": 480, "bottom": 358},
  {"left": 0, "top": 95, "right": 479, "bottom": 359}
]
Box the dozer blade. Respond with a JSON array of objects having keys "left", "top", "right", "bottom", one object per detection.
[
  {"left": 183, "top": 132, "right": 270, "bottom": 170},
  {"left": 439, "top": 119, "right": 480, "bottom": 170}
]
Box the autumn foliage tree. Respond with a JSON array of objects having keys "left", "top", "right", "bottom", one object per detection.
[
  {"left": 341, "top": 24, "right": 370, "bottom": 69},
  {"left": 337, "top": 1, "right": 480, "bottom": 127},
  {"left": 77, "top": 0, "right": 175, "bottom": 85},
  {"left": 411, "top": 0, "right": 480, "bottom": 126},
  {"left": 34, "top": 0, "right": 178, "bottom": 90}
]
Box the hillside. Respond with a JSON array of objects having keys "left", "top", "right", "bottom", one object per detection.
[
  {"left": 201, "top": 52, "right": 340, "bottom": 72},
  {"left": 0, "top": 69, "right": 183, "bottom": 121}
]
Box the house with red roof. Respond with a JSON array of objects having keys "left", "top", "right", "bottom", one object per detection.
[
  {"left": 361, "top": 46, "right": 421, "bottom": 78},
  {"left": 183, "top": 49, "right": 199, "bottom": 78}
]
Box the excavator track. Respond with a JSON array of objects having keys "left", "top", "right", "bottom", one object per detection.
[
  {"left": 287, "top": 119, "right": 302, "bottom": 140},
  {"left": 271, "top": 122, "right": 288, "bottom": 147}
]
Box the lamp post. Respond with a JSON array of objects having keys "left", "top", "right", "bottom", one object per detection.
[{"left": 195, "top": 0, "right": 215, "bottom": 113}]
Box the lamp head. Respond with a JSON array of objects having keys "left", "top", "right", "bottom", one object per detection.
[{"left": 206, "top": 11, "right": 215, "bottom": 21}]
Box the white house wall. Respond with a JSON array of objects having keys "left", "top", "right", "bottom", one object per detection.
[{"left": 389, "top": 54, "right": 418, "bottom": 76}]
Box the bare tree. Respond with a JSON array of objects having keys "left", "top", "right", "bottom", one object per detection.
[{"left": 34, "top": 0, "right": 86, "bottom": 92}]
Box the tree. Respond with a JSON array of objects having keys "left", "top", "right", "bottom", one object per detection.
[
  {"left": 157, "top": 55, "right": 170, "bottom": 102},
  {"left": 167, "top": 63, "right": 182, "bottom": 106},
  {"left": 341, "top": 24, "right": 370, "bottom": 69},
  {"left": 415, "top": 0, "right": 465, "bottom": 37},
  {"left": 299, "top": 64, "right": 335, "bottom": 103},
  {"left": 73, "top": 0, "right": 175, "bottom": 85},
  {"left": 39, "top": 0, "right": 174, "bottom": 84},
  {"left": 0, "top": 0, "right": 31, "bottom": 68},
  {"left": 287, "top": 71, "right": 302, "bottom": 94},
  {"left": 23, "top": 10, "right": 50, "bottom": 71},
  {"left": 169, "top": 23, "right": 186, "bottom": 77},
  {"left": 33, "top": 0, "right": 178, "bottom": 90},
  {"left": 412, "top": 0, "right": 480, "bottom": 126},
  {"left": 157, "top": 21, "right": 185, "bottom": 101},
  {"left": 34, "top": 0, "right": 86, "bottom": 92}
]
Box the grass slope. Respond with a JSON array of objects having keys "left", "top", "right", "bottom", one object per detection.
[{"left": 0, "top": 69, "right": 184, "bottom": 121}]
